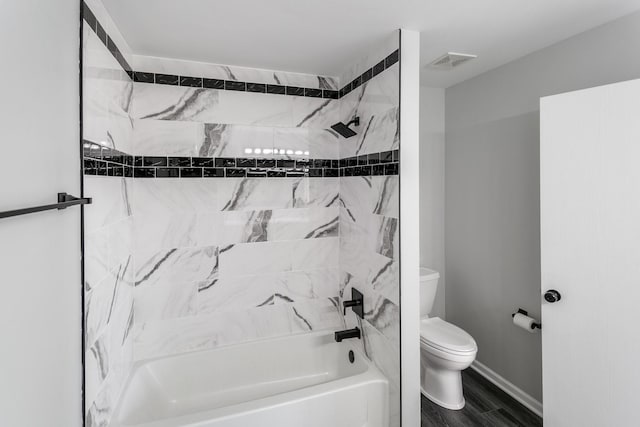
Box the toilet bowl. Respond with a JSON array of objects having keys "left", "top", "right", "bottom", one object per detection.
[
  {"left": 419, "top": 268, "right": 477, "bottom": 410},
  {"left": 420, "top": 317, "right": 477, "bottom": 409}
]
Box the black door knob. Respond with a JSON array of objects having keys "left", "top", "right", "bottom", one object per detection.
[{"left": 544, "top": 289, "right": 562, "bottom": 303}]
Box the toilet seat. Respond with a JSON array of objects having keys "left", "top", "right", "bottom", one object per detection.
[{"left": 420, "top": 317, "right": 477, "bottom": 356}]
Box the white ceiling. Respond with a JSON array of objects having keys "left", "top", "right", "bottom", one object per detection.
[{"left": 103, "top": 0, "right": 640, "bottom": 88}]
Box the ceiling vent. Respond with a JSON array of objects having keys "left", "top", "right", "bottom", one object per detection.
[{"left": 428, "top": 52, "right": 477, "bottom": 70}]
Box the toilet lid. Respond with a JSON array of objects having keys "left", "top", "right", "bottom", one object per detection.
[{"left": 420, "top": 317, "right": 477, "bottom": 354}]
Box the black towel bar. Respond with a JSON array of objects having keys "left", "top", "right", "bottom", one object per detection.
[{"left": 0, "top": 193, "right": 92, "bottom": 219}]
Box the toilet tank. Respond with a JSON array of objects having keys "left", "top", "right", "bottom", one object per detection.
[{"left": 420, "top": 268, "right": 440, "bottom": 316}]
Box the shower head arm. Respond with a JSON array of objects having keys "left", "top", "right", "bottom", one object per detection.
[{"left": 346, "top": 117, "right": 360, "bottom": 127}]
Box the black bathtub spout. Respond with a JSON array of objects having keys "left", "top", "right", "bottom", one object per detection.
[{"left": 334, "top": 327, "right": 361, "bottom": 342}]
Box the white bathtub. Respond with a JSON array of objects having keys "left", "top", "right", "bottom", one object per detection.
[{"left": 111, "top": 331, "right": 389, "bottom": 427}]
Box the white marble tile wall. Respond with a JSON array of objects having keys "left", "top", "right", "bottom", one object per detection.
[
  {"left": 340, "top": 175, "right": 400, "bottom": 427},
  {"left": 338, "top": 36, "right": 401, "bottom": 427},
  {"left": 339, "top": 176, "right": 400, "bottom": 332},
  {"left": 83, "top": 25, "right": 133, "bottom": 155},
  {"left": 131, "top": 177, "right": 343, "bottom": 360},
  {"left": 82, "top": 10, "right": 135, "bottom": 425},
  {"left": 130, "top": 85, "right": 340, "bottom": 159},
  {"left": 132, "top": 119, "right": 338, "bottom": 159},
  {"left": 129, "top": 55, "right": 343, "bottom": 363},
  {"left": 339, "top": 62, "right": 399, "bottom": 159}
]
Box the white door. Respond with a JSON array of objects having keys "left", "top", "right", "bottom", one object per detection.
[
  {"left": 540, "top": 78, "right": 640, "bottom": 426},
  {"left": 0, "top": 1, "right": 83, "bottom": 425}
]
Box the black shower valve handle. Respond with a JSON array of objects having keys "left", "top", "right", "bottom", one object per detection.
[
  {"left": 343, "top": 298, "right": 362, "bottom": 315},
  {"left": 342, "top": 288, "right": 364, "bottom": 318}
]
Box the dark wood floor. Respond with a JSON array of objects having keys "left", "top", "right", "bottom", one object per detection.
[{"left": 421, "top": 369, "right": 543, "bottom": 427}]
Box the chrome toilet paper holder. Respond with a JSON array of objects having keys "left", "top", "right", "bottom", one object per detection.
[{"left": 511, "top": 308, "right": 542, "bottom": 330}]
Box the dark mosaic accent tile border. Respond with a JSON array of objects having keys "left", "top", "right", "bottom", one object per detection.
[
  {"left": 82, "top": 2, "right": 133, "bottom": 80},
  {"left": 204, "top": 78, "right": 225, "bottom": 89},
  {"left": 155, "top": 73, "right": 179, "bottom": 85},
  {"left": 247, "top": 83, "right": 266, "bottom": 93},
  {"left": 339, "top": 49, "right": 399, "bottom": 98},
  {"left": 130, "top": 71, "right": 344, "bottom": 100},
  {"left": 129, "top": 49, "right": 398, "bottom": 99},
  {"left": 339, "top": 150, "right": 399, "bottom": 177},
  {"left": 82, "top": 1, "right": 398, "bottom": 100},
  {"left": 129, "top": 49, "right": 399, "bottom": 100},
  {"left": 83, "top": 141, "right": 134, "bottom": 177},
  {"left": 83, "top": 141, "right": 398, "bottom": 178},
  {"left": 133, "top": 72, "right": 153, "bottom": 83}
]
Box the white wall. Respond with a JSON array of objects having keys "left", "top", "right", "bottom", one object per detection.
[
  {"left": 399, "top": 28, "right": 421, "bottom": 427},
  {"left": 419, "top": 87, "right": 445, "bottom": 319},
  {"left": 445, "top": 9, "right": 640, "bottom": 402},
  {"left": 0, "top": 0, "right": 82, "bottom": 425}
]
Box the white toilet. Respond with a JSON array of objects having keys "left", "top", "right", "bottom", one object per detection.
[{"left": 420, "top": 268, "right": 477, "bottom": 410}]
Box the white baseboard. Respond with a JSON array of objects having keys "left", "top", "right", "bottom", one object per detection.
[{"left": 470, "top": 361, "right": 543, "bottom": 418}]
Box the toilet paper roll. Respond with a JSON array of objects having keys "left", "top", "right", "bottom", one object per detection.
[{"left": 513, "top": 312, "right": 538, "bottom": 333}]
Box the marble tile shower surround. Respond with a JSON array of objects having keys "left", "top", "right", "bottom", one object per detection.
[
  {"left": 129, "top": 82, "right": 342, "bottom": 165},
  {"left": 131, "top": 177, "right": 343, "bottom": 362},
  {"left": 126, "top": 52, "right": 400, "bottom": 368},
  {"left": 126, "top": 54, "right": 348, "bottom": 366},
  {"left": 340, "top": 175, "right": 400, "bottom": 425},
  {"left": 82, "top": 3, "right": 135, "bottom": 426},
  {"left": 125, "top": 49, "right": 399, "bottom": 371},
  {"left": 339, "top": 62, "right": 399, "bottom": 159},
  {"left": 82, "top": 4, "right": 400, "bottom": 425},
  {"left": 337, "top": 31, "right": 401, "bottom": 427}
]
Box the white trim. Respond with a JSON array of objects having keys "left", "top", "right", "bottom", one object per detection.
[{"left": 470, "top": 361, "right": 543, "bottom": 418}]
